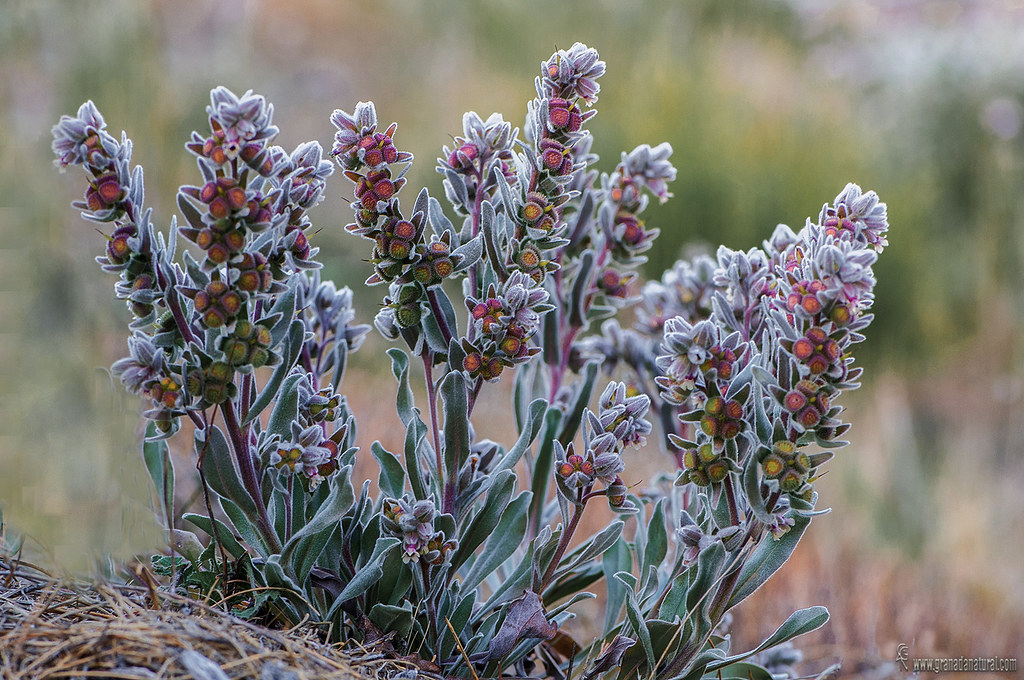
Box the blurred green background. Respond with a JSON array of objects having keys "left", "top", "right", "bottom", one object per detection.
[{"left": 2, "top": 0, "right": 1021, "bottom": 674}]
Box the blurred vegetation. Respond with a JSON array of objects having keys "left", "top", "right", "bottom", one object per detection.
[{"left": 1, "top": 0, "right": 1021, "bottom": 656}]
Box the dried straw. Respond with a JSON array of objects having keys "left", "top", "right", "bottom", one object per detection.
[{"left": 0, "top": 555, "right": 421, "bottom": 680}]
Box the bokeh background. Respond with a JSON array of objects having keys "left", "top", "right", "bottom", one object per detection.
[{"left": 1, "top": 0, "right": 1022, "bottom": 676}]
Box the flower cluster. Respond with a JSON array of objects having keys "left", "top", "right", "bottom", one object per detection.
[
  {"left": 437, "top": 111, "right": 517, "bottom": 215},
  {"left": 381, "top": 496, "right": 456, "bottom": 564},
  {"left": 460, "top": 271, "right": 552, "bottom": 381},
  {"left": 646, "top": 184, "right": 885, "bottom": 518},
  {"left": 269, "top": 418, "right": 342, "bottom": 489},
  {"left": 555, "top": 380, "right": 650, "bottom": 512},
  {"left": 503, "top": 43, "right": 604, "bottom": 274}
]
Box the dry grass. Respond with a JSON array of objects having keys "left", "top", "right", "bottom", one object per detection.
[{"left": 0, "top": 555, "right": 424, "bottom": 680}]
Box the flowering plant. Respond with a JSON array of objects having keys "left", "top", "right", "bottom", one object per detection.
[{"left": 54, "top": 43, "right": 886, "bottom": 679}]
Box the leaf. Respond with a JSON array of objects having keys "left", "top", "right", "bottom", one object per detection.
[
  {"left": 439, "top": 589, "right": 478, "bottom": 661},
  {"left": 751, "top": 381, "right": 773, "bottom": 446},
  {"left": 708, "top": 662, "right": 774, "bottom": 680},
  {"left": 219, "top": 497, "right": 269, "bottom": 558},
  {"left": 280, "top": 470, "right": 355, "bottom": 584},
  {"left": 403, "top": 413, "right": 429, "bottom": 501},
  {"left": 197, "top": 426, "right": 257, "bottom": 518},
  {"left": 686, "top": 542, "right": 726, "bottom": 629},
  {"left": 369, "top": 602, "right": 414, "bottom": 639},
  {"left": 543, "top": 561, "right": 603, "bottom": 605},
  {"left": 582, "top": 634, "right": 635, "bottom": 680},
  {"left": 569, "top": 249, "right": 595, "bottom": 328},
  {"left": 492, "top": 398, "right": 547, "bottom": 475},
  {"left": 266, "top": 370, "right": 303, "bottom": 440},
  {"left": 327, "top": 537, "right": 401, "bottom": 616},
  {"left": 243, "top": 319, "right": 303, "bottom": 425},
  {"left": 440, "top": 371, "right": 470, "bottom": 482},
  {"left": 727, "top": 514, "right": 810, "bottom": 609},
  {"left": 602, "top": 537, "right": 632, "bottom": 635},
  {"left": 615, "top": 572, "right": 655, "bottom": 668},
  {"left": 422, "top": 288, "right": 457, "bottom": 354},
  {"left": 265, "top": 281, "right": 297, "bottom": 348},
  {"left": 183, "top": 513, "right": 246, "bottom": 560},
  {"left": 462, "top": 491, "right": 531, "bottom": 593},
  {"left": 528, "top": 406, "right": 564, "bottom": 536},
  {"left": 451, "top": 235, "right": 483, "bottom": 273},
  {"left": 557, "top": 360, "right": 600, "bottom": 445},
  {"left": 427, "top": 194, "right": 454, "bottom": 236},
  {"left": 371, "top": 442, "right": 406, "bottom": 499},
  {"left": 143, "top": 423, "right": 173, "bottom": 523},
  {"left": 641, "top": 499, "right": 668, "bottom": 588},
  {"left": 468, "top": 590, "right": 556, "bottom": 664},
  {"left": 742, "top": 445, "right": 775, "bottom": 525},
  {"left": 554, "top": 520, "right": 624, "bottom": 580},
  {"left": 450, "top": 469, "right": 516, "bottom": 574},
  {"left": 704, "top": 607, "right": 829, "bottom": 673},
  {"left": 480, "top": 200, "right": 508, "bottom": 279},
  {"left": 387, "top": 348, "right": 415, "bottom": 426},
  {"left": 541, "top": 306, "right": 560, "bottom": 370}
]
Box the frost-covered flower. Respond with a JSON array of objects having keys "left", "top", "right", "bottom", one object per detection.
[
  {"left": 270, "top": 420, "right": 334, "bottom": 478},
  {"left": 540, "top": 42, "right": 606, "bottom": 104},
  {"left": 111, "top": 332, "right": 165, "bottom": 395},
  {"left": 820, "top": 183, "right": 889, "bottom": 253},
  {"left": 596, "top": 381, "right": 652, "bottom": 448},
  {"left": 52, "top": 101, "right": 117, "bottom": 170},
  {"left": 656, "top": 318, "right": 743, "bottom": 403},
  {"left": 282, "top": 142, "right": 333, "bottom": 210}
]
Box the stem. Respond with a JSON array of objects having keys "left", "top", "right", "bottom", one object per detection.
[
  {"left": 425, "top": 287, "right": 455, "bottom": 348},
  {"left": 723, "top": 475, "right": 741, "bottom": 527},
  {"left": 466, "top": 376, "right": 484, "bottom": 417},
  {"left": 422, "top": 351, "right": 444, "bottom": 475},
  {"left": 285, "top": 475, "right": 293, "bottom": 541},
  {"left": 222, "top": 404, "right": 282, "bottom": 553},
  {"left": 467, "top": 167, "right": 485, "bottom": 301},
  {"left": 539, "top": 490, "right": 587, "bottom": 593}
]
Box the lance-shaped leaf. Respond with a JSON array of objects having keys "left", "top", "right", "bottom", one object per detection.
[
  {"left": 469, "top": 590, "right": 556, "bottom": 664},
  {"left": 480, "top": 200, "right": 508, "bottom": 279},
  {"left": 615, "top": 571, "right": 655, "bottom": 668},
  {"left": 183, "top": 513, "right": 245, "bottom": 560},
  {"left": 327, "top": 537, "right": 401, "bottom": 616},
  {"left": 492, "top": 397, "right": 547, "bottom": 475},
  {"left": 727, "top": 514, "right": 810, "bottom": 609},
  {"left": 388, "top": 348, "right": 415, "bottom": 426},
  {"left": 143, "top": 422, "right": 173, "bottom": 524},
  {"left": 280, "top": 468, "right": 355, "bottom": 584},
  {"left": 551, "top": 520, "right": 623, "bottom": 582},
  {"left": 704, "top": 606, "right": 829, "bottom": 672},
  {"left": 640, "top": 498, "right": 668, "bottom": 590},
  {"left": 462, "top": 490, "right": 531, "bottom": 593},
  {"left": 441, "top": 371, "right": 470, "bottom": 483},
  {"left": 528, "top": 407, "right": 563, "bottom": 537},
  {"left": 371, "top": 441, "right": 406, "bottom": 499},
  {"left": 557, "top": 360, "right": 600, "bottom": 445},
  {"left": 450, "top": 469, "right": 516, "bottom": 574},
  {"left": 602, "top": 536, "right": 632, "bottom": 635},
  {"left": 197, "top": 425, "right": 257, "bottom": 518},
  {"left": 266, "top": 370, "right": 303, "bottom": 440},
  {"left": 743, "top": 444, "right": 775, "bottom": 525},
  {"left": 568, "top": 249, "right": 595, "bottom": 329}
]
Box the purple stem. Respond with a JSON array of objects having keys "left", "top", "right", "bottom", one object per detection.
[{"left": 222, "top": 403, "right": 281, "bottom": 553}]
